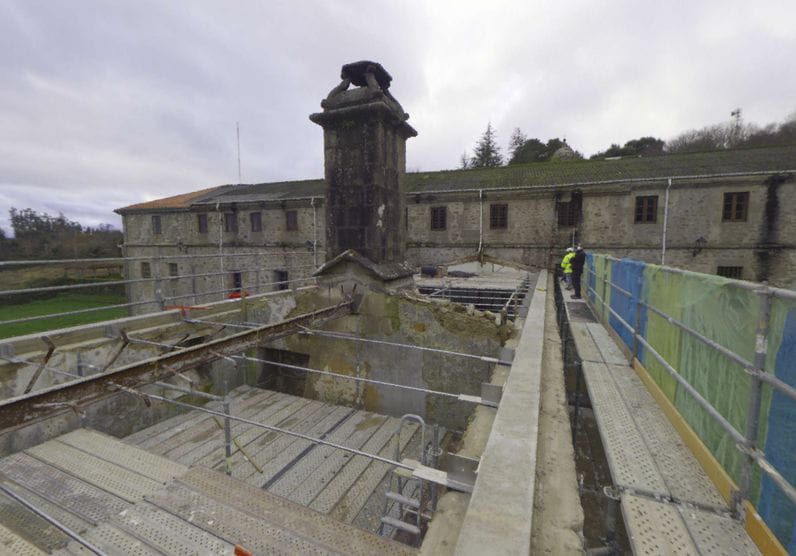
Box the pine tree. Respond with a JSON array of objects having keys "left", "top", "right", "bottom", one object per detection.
[
  {"left": 459, "top": 152, "right": 470, "bottom": 169},
  {"left": 470, "top": 123, "right": 503, "bottom": 168},
  {"left": 508, "top": 127, "right": 527, "bottom": 161}
]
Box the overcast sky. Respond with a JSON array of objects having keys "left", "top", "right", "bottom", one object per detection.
[{"left": 1, "top": 1, "right": 794, "bottom": 233}]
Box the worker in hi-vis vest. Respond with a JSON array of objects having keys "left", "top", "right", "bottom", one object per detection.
[{"left": 561, "top": 247, "right": 575, "bottom": 290}]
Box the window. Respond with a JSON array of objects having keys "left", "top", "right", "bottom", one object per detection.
[
  {"left": 558, "top": 192, "right": 582, "bottom": 227},
  {"left": 430, "top": 206, "right": 447, "bottom": 231},
  {"left": 141, "top": 262, "right": 151, "bottom": 278},
  {"left": 151, "top": 215, "right": 162, "bottom": 235},
  {"left": 169, "top": 263, "right": 178, "bottom": 277},
  {"left": 723, "top": 192, "right": 749, "bottom": 221},
  {"left": 232, "top": 271, "right": 242, "bottom": 292},
  {"left": 275, "top": 270, "right": 289, "bottom": 290},
  {"left": 286, "top": 210, "right": 298, "bottom": 231},
  {"left": 490, "top": 204, "right": 508, "bottom": 229},
  {"left": 197, "top": 213, "right": 208, "bottom": 234},
  {"left": 250, "top": 212, "right": 262, "bottom": 232},
  {"left": 717, "top": 266, "right": 743, "bottom": 279},
  {"left": 634, "top": 196, "right": 658, "bottom": 223},
  {"left": 224, "top": 212, "right": 238, "bottom": 233}
]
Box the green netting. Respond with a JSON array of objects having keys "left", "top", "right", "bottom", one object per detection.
[
  {"left": 673, "top": 274, "right": 760, "bottom": 488},
  {"left": 641, "top": 264, "right": 682, "bottom": 401},
  {"left": 586, "top": 254, "right": 795, "bottom": 548}
]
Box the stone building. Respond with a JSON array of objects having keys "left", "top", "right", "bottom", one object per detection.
[{"left": 117, "top": 143, "right": 796, "bottom": 311}]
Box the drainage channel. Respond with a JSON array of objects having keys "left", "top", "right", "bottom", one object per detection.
[{"left": 554, "top": 274, "right": 630, "bottom": 554}]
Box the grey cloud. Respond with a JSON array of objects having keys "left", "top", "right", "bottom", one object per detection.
[{"left": 0, "top": 1, "right": 793, "bottom": 235}]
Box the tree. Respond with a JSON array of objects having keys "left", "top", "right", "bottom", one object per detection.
[
  {"left": 509, "top": 138, "right": 546, "bottom": 164},
  {"left": 508, "top": 127, "right": 527, "bottom": 161},
  {"left": 470, "top": 123, "right": 503, "bottom": 168},
  {"left": 590, "top": 136, "right": 665, "bottom": 159},
  {"left": 459, "top": 151, "right": 470, "bottom": 170},
  {"left": 4, "top": 208, "right": 121, "bottom": 261}
]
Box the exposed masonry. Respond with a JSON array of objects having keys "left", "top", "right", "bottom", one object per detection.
[{"left": 116, "top": 169, "right": 796, "bottom": 308}]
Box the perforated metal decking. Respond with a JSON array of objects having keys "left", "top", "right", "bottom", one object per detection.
[
  {"left": 564, "top": 299, "right": 761, "bottom": 555},
  {"left": 0, "top": 390, "right": 417, "bottom": 554}
]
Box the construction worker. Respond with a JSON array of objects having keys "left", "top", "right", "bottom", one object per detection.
[
  {"left": 561, "top": 247, "right": 575, "bottom": 290},
  {"left": 571, "top": 245, "right": 587, "bottom": 299}
]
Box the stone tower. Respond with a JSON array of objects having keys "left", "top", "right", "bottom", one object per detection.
[{"left": 310, "top": 61, "right": 417, "bottom": 267}]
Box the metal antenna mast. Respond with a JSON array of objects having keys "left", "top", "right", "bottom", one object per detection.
[{"left": 236, "top": 122, "right": 242, "bottom": 184}]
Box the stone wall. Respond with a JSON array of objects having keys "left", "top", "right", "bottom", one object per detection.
[
  {"left": 262, "top": 288, "right": 510, "bottom": 430},
  {"left": 120, "top": 174, "right": 795, "bottom": 298}
]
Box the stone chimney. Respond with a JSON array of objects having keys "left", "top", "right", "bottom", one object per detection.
[{"left": 310, "top": 61, "right": 417, "bottom": 267}]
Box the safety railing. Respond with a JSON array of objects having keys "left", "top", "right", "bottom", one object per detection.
[
  {"left": 0, "top": 249, "right": 323, "bottom": 328},
  {"left": 584, "top": 256, "right": 796, "bottom": 516}
]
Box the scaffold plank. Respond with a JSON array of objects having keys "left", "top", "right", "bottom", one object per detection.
[
  {"left": 308, "top": 416, "right": 399, "bottom": 514},
  {"left": 284, "top": 414, "right": 390, "bottom": 506},
  {"left": 196, "top": 397, "right": 329, "bottom": 471},
  {"left": 265, "top": 409, "right": 371, "bottom": 497},
  {"left": 54, "top": 523, "right": 162, "bottom": 556},
  {"left": 329, "top": 422, "right": 418, "bottom": 524},
  {"left": 605, "top": 363, "right": 727, "bottom": 508},
  {"left": 247, "top": 406, "right": 355, "bottom": 487},
  {"left": 581, "top": 360, "right": 670, "bottom": 495},
  {"left": 112, "top": 501, "right": 232, "bottom": 555},
  {"left": 621, "top": 494, "right": 697, "bottom": 555},
  {"left": 586, "top": 322, "right": 631, "bottom": 365},
  {"left": 0, "top": 488, "right": 71, "bottom": 553},
  {"left": 26, "top": 441, "right": 161, "bottom": 503},
  {"left": 150, "top": 389, "right": 282, "bottom": 457},
  {"left": 56, "top": 429, "right": 187, "bottom": 484},
  {"left": 172, "top": 395, "right": 309, "bottom": 466},
  {"left": 0, "top": 476, "right": 92, "bottom": 547},
  {"left": 170, "top": 467, "right": 415, "bottom": 555},
  {"left": 123, "top": 384, "right": 254, "bottom": 446},
  {"left": 223, "top": 402, "right": 341, "bottom": 480},
  {"left": 677, "top": 503, "right": 761, "bottom": 555},
  {"left": 0, "top": 453, "right": 129, "bottom": 524},
  {"left": 0, "top": 522, "right": 47, "bottom": 556},
  {"left": 134, "top": 387, "right": 274, "bottom": 451}
]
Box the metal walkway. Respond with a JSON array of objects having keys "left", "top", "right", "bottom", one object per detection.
[
  {"left": 564, "top": 298, "right": 761, "bottom": 556},
  {"left": 0, "top": 425, "right": 416, "bottom": 554},
  {"left": 123, "top": 385, "right": 421, "bottom": 535}
]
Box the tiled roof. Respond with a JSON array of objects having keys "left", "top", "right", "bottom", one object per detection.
[
  {"left": 116, "top": 145, "right": 796, "bottom": 212},
  {"left": 115, "top": 186, "right": 224, "bottom": 213}
]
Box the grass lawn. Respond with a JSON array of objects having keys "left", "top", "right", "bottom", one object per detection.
[{"left": 0, "top": 293, "right": 128, "bottom": 339}]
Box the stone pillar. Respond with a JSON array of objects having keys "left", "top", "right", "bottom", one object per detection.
[{"left": 310, "top": 61, "right": 417, "bottom": 264}]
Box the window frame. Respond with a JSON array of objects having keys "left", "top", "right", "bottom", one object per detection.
[
  {"left": 275, "top": 270, "right": 289, "bottom": 290},
  {"left": 489, "top": 203, "right": 508, "bottom": 230},
  {"left": 232, "top": 271, "right": 243, "bottom": 292},
  {"left": 634, "top": 195, "right": 658, "bottom": 223},
  {"left": 716, "top": 266, "right": 743, "bottom": 279},
  {"left": 722, "top": 192, "right": 749, "bottom": 222},
  {"left": 430, "top": 206, "right": 447, "bottom": 231},
  {"left": 285, "top": 210, "right": 298, "bottom": 231},
  {"left": 151, "top": 215, "right": 162, "bottom": 235},
  {"left": 224, "top": 212, "right": 238, "bottom": 233},
  {"left": 250, "top": 211, "right": 262, "bottom": 232}
]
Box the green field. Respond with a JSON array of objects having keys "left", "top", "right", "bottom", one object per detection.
[{"left": 0, "top": 293, "right": 128, "bottom": 339}]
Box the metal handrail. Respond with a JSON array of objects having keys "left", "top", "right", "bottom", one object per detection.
[{"left": 585, "top": 258, "right": 796, "bottom": 508}]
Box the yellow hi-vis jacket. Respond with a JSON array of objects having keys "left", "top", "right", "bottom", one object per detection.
[{"left": 561, "top": 252, "right": 575, "bottom": 274}]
